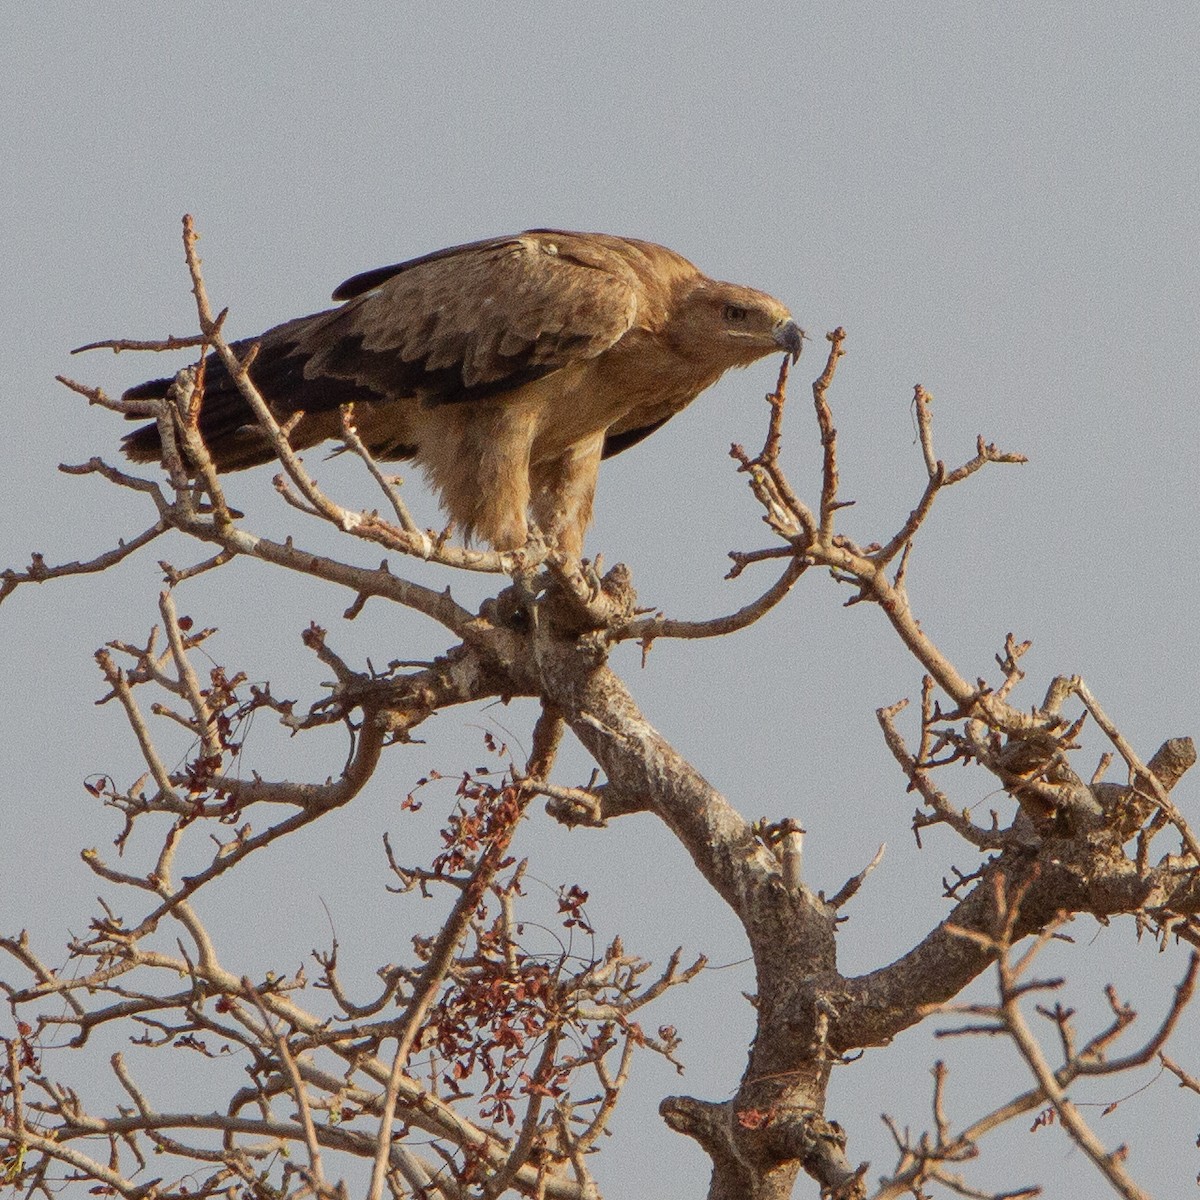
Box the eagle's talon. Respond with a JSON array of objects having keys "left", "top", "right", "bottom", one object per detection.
[
  {"left": 498, "top": 548, "right": 527, "bottom": 577},
  {"left": 580, "top": 559, "right": 604, "bottom": 603}
]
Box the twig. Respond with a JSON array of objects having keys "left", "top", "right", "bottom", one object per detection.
[
  {"left": 1, "top": 522, "right": 168, "bottom": 606},
  {"left": 243, "top": 980, "right": 328, "bottom": 1194},
  {"left": 615, "top": 553, "right": 808, "bottom": 648},
  {"left": 812, "top": 327, "right": 847, "bottom": 537},
  {"left": 367, "top": 787, "right": 534, "bottom": 1200},
  {"left": 337, "top": 405, "right": 429, "bottom": 546},
  {"left": 1072, "top": 678, "right": 1200, "bottom": 861}
]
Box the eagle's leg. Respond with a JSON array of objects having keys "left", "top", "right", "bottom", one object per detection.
[
  {"left": 420, "top": 405, "right": 536, "bottom": 550},
  {"left": 467, "top": 459, "right": 531, "bottom": 553},
  {"left": 529, "top": 432, "right": 605, "bottom": 560}
]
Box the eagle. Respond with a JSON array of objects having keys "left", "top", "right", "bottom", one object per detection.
[{"left": 123, "top": 230, "right": 803, "bottom": 557}]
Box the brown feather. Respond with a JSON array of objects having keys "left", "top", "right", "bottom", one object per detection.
[{"left": 122, "top": 229, "right": 802, "bottom": 555}]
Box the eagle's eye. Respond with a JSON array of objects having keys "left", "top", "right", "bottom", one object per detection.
[{"left": 723, "top": 304, "right": 749, "bottom": 322}]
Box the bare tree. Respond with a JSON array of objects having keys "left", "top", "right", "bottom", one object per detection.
[{"left": 3, "top": 217, "right": 1199, "bottom": 1200}]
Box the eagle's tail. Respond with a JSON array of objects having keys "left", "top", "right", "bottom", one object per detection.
[{"left": 120, "top": 360, "right": 282, "bottom": 472}]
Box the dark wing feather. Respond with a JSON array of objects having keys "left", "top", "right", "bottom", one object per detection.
[
  {"left": 121, "top": 314, "right": 383, "bottom": 468},
  {"left": 601, "top": 416, "right": 672, "bottom": 459},
  {"left": 330, "top": 234, "right": 509, "bottom": 301}
]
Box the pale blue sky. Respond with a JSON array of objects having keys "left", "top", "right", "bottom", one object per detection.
[{"left": 3, "top": 5, "right": 1199, "bottom": 1196}]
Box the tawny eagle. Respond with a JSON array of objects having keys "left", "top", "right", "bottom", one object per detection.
[{"left": 123, "top": 230, "right": 803, "bottom": 556}]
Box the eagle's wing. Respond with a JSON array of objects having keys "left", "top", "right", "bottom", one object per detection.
[
  {"left": 302, "top": 231, "right": 645, "bottom": 406},
  {"left": 123, "top": 231, "right": 646, "bottom": 467}
]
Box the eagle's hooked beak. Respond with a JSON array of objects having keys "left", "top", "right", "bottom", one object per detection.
[{"left": 773, "top": 318, "right": 805, "bottom": 364}]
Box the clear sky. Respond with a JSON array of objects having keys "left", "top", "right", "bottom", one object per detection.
[{"left": 3, "top": 4, "right": 1199, "bottom": 1196}]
